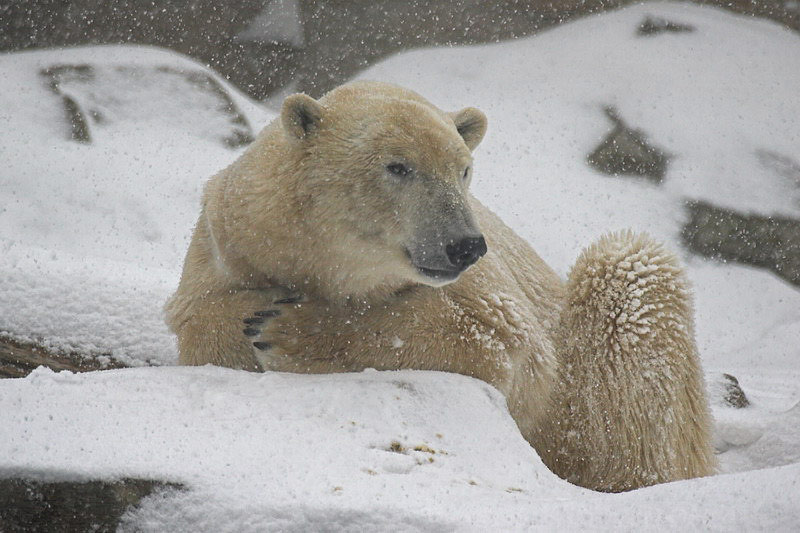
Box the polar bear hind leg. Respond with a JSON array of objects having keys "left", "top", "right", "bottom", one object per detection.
[{"left": 536, "top": 231, "right": 717, "bottom": 492}]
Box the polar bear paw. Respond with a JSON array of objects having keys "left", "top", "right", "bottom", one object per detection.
[{"left": 241, "top": 293, "right": 306, "bottom": 369}]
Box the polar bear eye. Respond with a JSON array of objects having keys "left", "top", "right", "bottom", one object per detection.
[
  {"left": 386, "top": 163, "right": 412, "bottom": 178},
  {"left": 462, "top": 167, "right": 471, "bottom": 181}
]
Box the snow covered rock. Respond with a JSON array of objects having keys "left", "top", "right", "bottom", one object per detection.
[
  {"left": 39, "top": 61, "right": 254, "bottom": 147},
  {"left": 0, "top": 46, "right": 274, "bottom": 366},
  {"left": 0, "top": 367, "right": 578, "bottom": 531},
  {"left": 637, "top": 15, "right": 695, "bottom": 36},
  {"left": 2, "top": 366, "right": 800, "bottom": 530}
]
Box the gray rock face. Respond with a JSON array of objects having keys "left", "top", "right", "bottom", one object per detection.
[
  {"left": 0, "top": 0, "right": 631, "bottom": 99},
  {"left": 0, "top": 337, "right": 125, "bottom": 379},
  {"left": 0, "top": 476, "right": 182, "bottom": 533},
  {"left": 40, "top": 65, "right": 94, "bottom": 143},
  {"left": 587, "top": 107, "right": 670, "bottom": 184},
  {"left": 721, "top": 373, "right": 751, "bottom": 408},
  {"left": 1, "top": 1, "right": 798, "bottom": 100},
  {"left": 683, "top": 200, "right": 800, "bottom": 288},
  {"left": 707, "top": 373, "right": 750, "bottom": 409}
]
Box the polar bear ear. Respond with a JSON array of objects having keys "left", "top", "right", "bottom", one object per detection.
[
  {"left": 449, "top": 107, "right": 488, "bottom": 151},
  {"left": 281, "top": 93, "right": 325, "bottom": 141}
]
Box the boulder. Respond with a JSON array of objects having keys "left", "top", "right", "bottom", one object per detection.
[{"left": 587, "top": 106, "right": 669, "bottom": 184}]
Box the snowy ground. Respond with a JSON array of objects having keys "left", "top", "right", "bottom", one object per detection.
[
  {"left": 3, "top": 366, "right": 799, "bottom": 531},
  {"left": 1, "top": 2, "right": 799, "bottom": 530}
]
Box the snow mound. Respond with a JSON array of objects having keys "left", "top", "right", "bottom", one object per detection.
[
  {"left": 3, "top": 367, "right": 800, "bottom": 531},
  {"left": 0, "top": 46, "right": 276, "bottom": 365},
  {"left": 0, "top": 367, "right": 573, "bottom": 531}
]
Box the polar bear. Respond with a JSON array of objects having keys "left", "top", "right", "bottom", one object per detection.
[{"left": 165, "top": 81, "right": 716, "bottom": 491}]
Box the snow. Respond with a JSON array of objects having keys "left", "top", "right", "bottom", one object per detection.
[
  {"left": 3, "top": 366, "right": 799, "bottom": 531},
  {"left": 0, "top": 367, "right": 572, "bottom": 531},
  {"left": 0, "top": 46, "right": 274, "bottom": 366},
  {"left": 1, "top": 3, "right": 799, "bottom": 529}
]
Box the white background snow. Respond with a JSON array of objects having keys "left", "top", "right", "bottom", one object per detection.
[{"left": 1, "top": 3, "right": 799, "bottom": 530}]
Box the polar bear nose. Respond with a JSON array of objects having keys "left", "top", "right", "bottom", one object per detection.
[{"left": 446, "top": 235, "right": 487, "bottom": 271}]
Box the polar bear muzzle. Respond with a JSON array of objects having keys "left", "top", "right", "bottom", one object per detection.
[{"left": 407, "top": 233, "right": 487, "bottom": 285}]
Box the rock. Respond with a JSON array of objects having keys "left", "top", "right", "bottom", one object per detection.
[
  {"left": 0, "top": 475, "right": 182, "bottom": 533},
  {"left": 682, "top": 200, "right": 800, "bottom": 288},
  {"left": 40, "top": 65, "right": 94, "bottom": 143},
  {"left": 2, "top": 1, "right": 799, "bottom": 99},
  {"left": 0, "top": 337, "right": 126, "bottom": 379},
  {"left": 0, "top": 0, "right": 630, "bottom": 98},
  {"left": 637, "top": 16, "right": 695, "bottom": 36},
  {"left": 39, "top": 63, "right": 254, "bottom": 148},
  {"left": 707, "top": 373, "right": 750, "bottom": 408},
  {"left": 587, "top": 106, "right": 670, "bottom": 184},
  {"left": 156, "top": 66, "right": 255, "bottom": 148},
  {"left": 721, "top": 373, "right": 750, "bottom": 408}
]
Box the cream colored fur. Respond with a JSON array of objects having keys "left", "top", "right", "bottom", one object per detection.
[
  {"left": 165, "top": 81, "right": 716, "bottom": 491},
  {"left": 531, "top": 231, "right": 717, "bottom": 491}
]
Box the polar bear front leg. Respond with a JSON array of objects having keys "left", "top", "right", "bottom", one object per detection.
[
  {"left": 243, "top": 294, "right": 401, "bottom": 374},
  {"left": 242, "top": 286, "right": 510, "bottom": 380}
]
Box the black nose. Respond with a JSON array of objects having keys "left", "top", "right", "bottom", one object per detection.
[{"left": 446, "top": 235, "right": 487, "bottom": 272}]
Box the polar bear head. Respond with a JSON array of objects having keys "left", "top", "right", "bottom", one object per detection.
[{"left": 275, "top": 81, "right": 488, "bottom": 297}]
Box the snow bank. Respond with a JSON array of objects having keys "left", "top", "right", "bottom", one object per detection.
[
  {"left": 0, "top": 367, "right": 573, "bottom": 531},
  {"left": 2, "top": 367, "right": 799, "bottom": 531},
  {"left": 0, "top": 46, "right": 275, "bottom": 365}
]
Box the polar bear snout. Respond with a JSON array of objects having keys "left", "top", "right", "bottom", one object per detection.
[
  {"left": 446, "top": 235, "right": 487, "bottom": 271},
  {"left": 408, "top": 231, "right": 487, "bottom": 285}
]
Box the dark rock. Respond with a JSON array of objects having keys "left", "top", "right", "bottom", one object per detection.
[
  {"left": 1, "top": 1, "right": 799, "bottom": 100},
  {"left": 683, "top": 200, "right": 800, "bottom": 287},
  {"left": 637, "top": 16, "right": 695, "bottom": 36},
  {"left": 0, "top": 475, "right": 182, "bottom": 533},
  {"left": 0, "top": 337, "right": 126, "bottom": 379},
  {"left": 155, "top": 66, "right": 254, "bottom": 148},
  {"left": 708, "top": 373, "right": 751, "bottom": 408},
  {"left": 587, "top": 107, "right": 670, "bottom": 184},
  {"left": 0, "top": 0, "right": 631, "bottom": 99},
  {"left": 40, "top": 65, "right": 95, "bottom": 143},
  {"left": 720, "top": 373, "right": 750, "bottom": 408}
]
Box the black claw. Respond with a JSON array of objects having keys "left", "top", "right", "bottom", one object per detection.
[
  {"left": 243, "top": 317, "right": 265, "bottom": 325},
  {"left": 253, "top": 341, "right": 272, "bottom": 351},
  {"left": 243, "top": 328, "right": 260, "bottom": 336},
  {"left": 274, "top": 296, "right": 301, "bottom": 304},
  {"left": 255, "top": 309, "right": 281, "bottom": 317}
]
